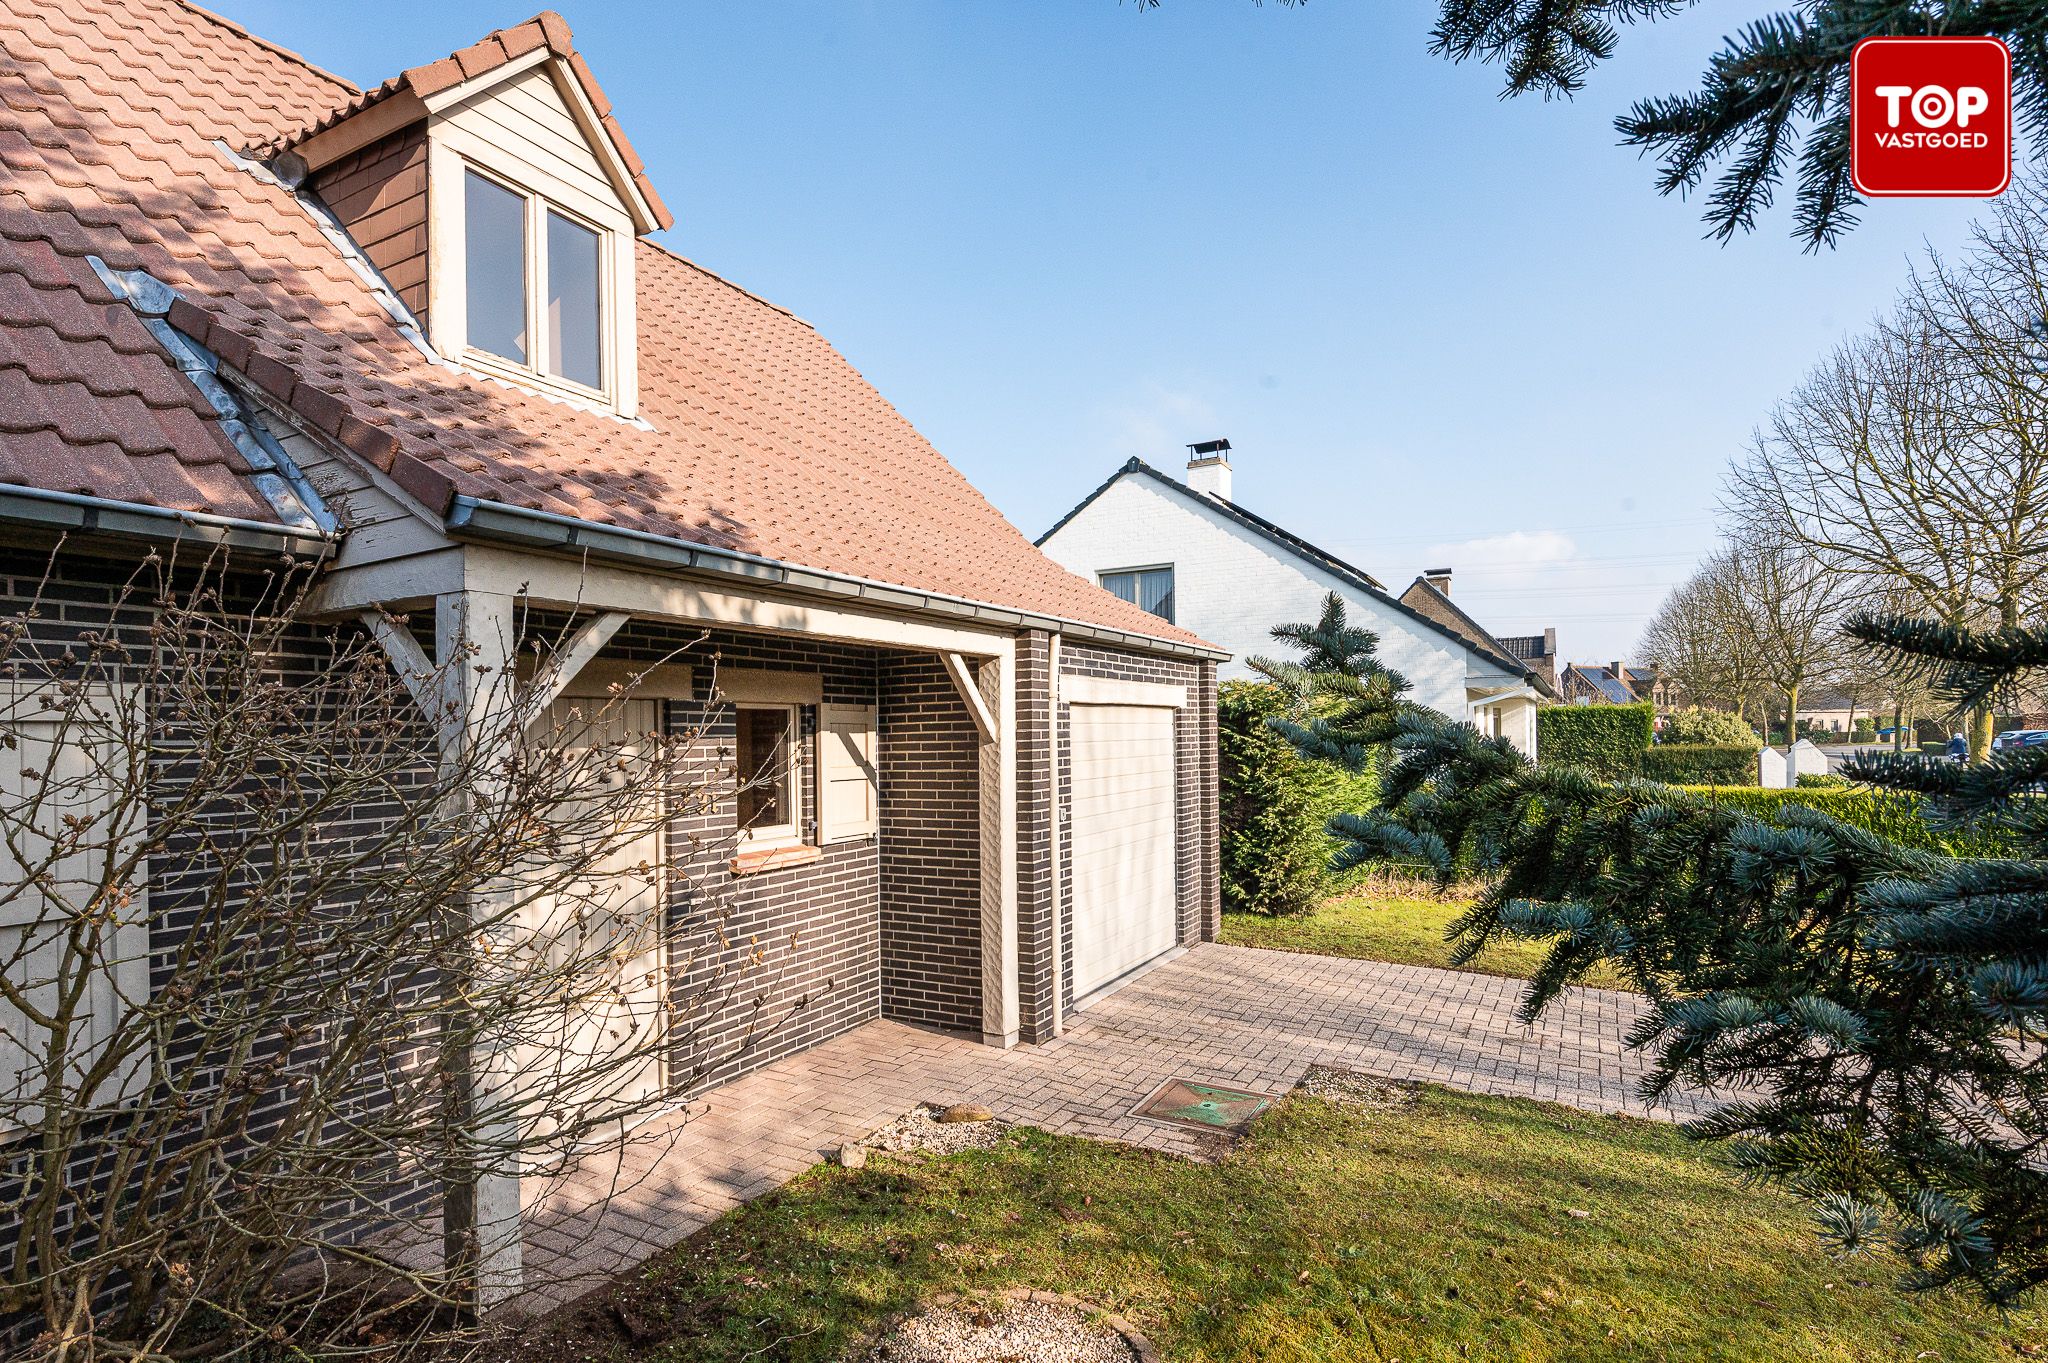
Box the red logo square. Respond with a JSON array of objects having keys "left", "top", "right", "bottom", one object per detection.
[{"left": 1851, "top": 36, "right": 2011, "bottom": 198}]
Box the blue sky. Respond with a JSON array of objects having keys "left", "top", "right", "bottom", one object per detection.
[{"left": 217, "top": 0, "right": 1991, "bottom": 663}]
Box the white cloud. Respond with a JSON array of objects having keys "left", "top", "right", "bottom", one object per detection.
[
  {"left": 1092, "top": 383, "right": 1220, "bottom": 461},
  {"left": 1421, "top": 529, "right": 1579, "bottom": 578},
  {"left": 1416, "top": 529, "right": 1670, "bottom": 665}
]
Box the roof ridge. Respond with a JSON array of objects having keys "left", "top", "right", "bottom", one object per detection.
[
  {"left": 636, "top": 237, "right": 809, "bottom": 326},
  {"left": 1044, "top": 458, "right": 1559, "bottom": 686},
  {"left": 169, "top": 0, "right": 360, "bottom": 96}
]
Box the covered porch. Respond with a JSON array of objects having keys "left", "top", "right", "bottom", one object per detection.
[{"left": 314, "top": 537, "right": 1075, "bottom": 1303}]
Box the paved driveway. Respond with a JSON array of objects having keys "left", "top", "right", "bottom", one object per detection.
[{"left": 517, "top": 942, "right": 1709, "bottom": 1310}]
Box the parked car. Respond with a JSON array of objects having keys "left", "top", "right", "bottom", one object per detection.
[{"left": 1994, "top": 729, "right": 2047, "bottom": 752}]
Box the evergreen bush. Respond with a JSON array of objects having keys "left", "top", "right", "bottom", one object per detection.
[
  {"left": 1218, "top": 680, "right": 1330, "bottom": 916},
  {"left": 1676, "top": 784, "right": 2008, "bottom": 856},
  {"left": 1640, "top": 743, "right": 1758, "bottom": 786},
  {"left": 1661, "top": 706, "right": 1762, "bottom": 748},
  {"left": 1280, "top": 612, "right": 2048, "bottom": 1301},
  {"left": 1535, "top": 703, "right": 1654, "bottom": 777}
]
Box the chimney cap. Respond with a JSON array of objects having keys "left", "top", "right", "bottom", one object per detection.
[
  {"left": 1186, "top": 437, "right": 1232, "bottom": 460},
  {"left": 1424, "top": 567, "right": 1452, "bottom": 578}
]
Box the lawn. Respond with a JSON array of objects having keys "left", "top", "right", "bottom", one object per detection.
[
  {"left": 518, "top": 1085, "right": 2037, "bottom": 1362},
  {"left": 1219, "top": 890, "right": 1634, "bottom": 992}
]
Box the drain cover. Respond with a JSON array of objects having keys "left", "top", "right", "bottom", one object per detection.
[{"left": 1133, "top": 1078, "right": 1277, "bottom": 1133}]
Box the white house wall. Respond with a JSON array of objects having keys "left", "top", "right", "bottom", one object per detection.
[{"left": 1039, "top": 476, "right": 1471, "bottom": 719}]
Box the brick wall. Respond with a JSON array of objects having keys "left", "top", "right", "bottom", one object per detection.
[
  {"left": 1054, "top": 641, "right": 1220, "bottom": 1011},
  {"left": 592, "top": 620, "right": 886, "bottom": 1092},
  {"left": 0, "top": 543, "right": 442, "bottom": 1290},
  {"left": 1015, "top": 632, "right": 1057, "bottom": 1042},
  {"left": 876, "top": 652, "right": 983, "bottom": 1034}
]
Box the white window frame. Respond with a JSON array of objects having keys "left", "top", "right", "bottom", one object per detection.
[
  {"left": 734, "top": 702, "right": 802, "bottom": 850},
  {"left": 454, "top": 161, "right": 613, "bottom": 404},
  {"left": 1097, "top": 564, "right": 1176, "bottom": 624}
]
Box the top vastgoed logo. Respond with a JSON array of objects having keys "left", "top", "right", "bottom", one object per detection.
[{"left": 1851, "top": 36, "right": 2012, "bottom": 198}]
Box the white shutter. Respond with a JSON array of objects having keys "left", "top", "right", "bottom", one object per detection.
[
  {"left": 0, "top": 691, "right": 149, "bottom": 1128},
  {"left": 818, "top": 703, "right": 878, "bottom": 842}
]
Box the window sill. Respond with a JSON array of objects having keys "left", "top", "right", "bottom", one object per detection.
[{"left": 729, "top": 844, "right": 823, "bottom": 877}]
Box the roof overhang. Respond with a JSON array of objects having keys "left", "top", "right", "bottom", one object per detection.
[
  {"left": 0, "top": 485, "right": 337, "bottom": 559},
  {"left": 445, "top": 496, "right": 1229, "bottom": 662}
]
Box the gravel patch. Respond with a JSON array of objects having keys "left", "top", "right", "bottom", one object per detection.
[
  {"left": 862, "top": 1103, "right": 1013, "bottom": 1157},
  {"left": 857, "top": 1296, "right": 1138, "bottom": 1363},
  {"left": 1296, "top": 1065, "right": 1418, "bottom": 1112}
]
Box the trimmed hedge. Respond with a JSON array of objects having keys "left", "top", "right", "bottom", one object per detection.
[
  {"left": 1677, "top": 785, "right": 2009, "bottom": 857},
  {"left": 1661, "top": 706, "right": 1762, "bottom": 748},
  {"left": 1221, "top": 681, "right": 1362, "bottom": 915},
  {"left": 1640, "top": 743, "right": 1757, "bottom": 786},
  {"left": 1536, "top": 703, "right": 1655, "bottom": 778}
]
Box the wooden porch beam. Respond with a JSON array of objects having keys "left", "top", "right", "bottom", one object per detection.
[
  {"left": 358, "top": 609, "right": 441, "bottom": 721},
  {"left": 944, "top": 652, "right": 999, "bottom": 744},
  {"left": 519, "top": 611, "right": 631, "bottom": 729}
]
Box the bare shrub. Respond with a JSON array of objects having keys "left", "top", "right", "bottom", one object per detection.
[{"left": 0, "top": 544, "right": 762, "bottom": 1359}]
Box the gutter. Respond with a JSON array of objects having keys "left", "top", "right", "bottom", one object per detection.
[
  {"left": 0, "top": 485, "right": 337, "bottom": 558},
  {"left": 444, "top": 496, "right": 1228, "bottom": 663}
]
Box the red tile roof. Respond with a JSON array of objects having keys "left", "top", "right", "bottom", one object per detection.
[{"left": 0, "top": 0, "right": 1203, "bottom": 648}]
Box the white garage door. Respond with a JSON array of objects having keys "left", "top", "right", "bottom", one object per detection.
[{"left": 1069, "top": 702, "right": 1177, "bottom": 999}]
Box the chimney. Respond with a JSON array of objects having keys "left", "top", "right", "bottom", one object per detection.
[
  {"left": 1543, "top": 627, "right": 1556, "bottom": 656},
  {"left": 1424, "top": 567, "right": 1453, "bottom": 596},
  {"left": 1185, "top": 437, "right": 1232, "bottom": 502},
  {"left": 1611, "top": 660, "right": 1625, "bottom": 680}
]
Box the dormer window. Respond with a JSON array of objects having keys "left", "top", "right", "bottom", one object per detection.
[
  {"left": 461, "top": 167, "right": 604, "bottom": 393},
  {"left": 287, "top": 24, "right": 668, "bottom": 421}
]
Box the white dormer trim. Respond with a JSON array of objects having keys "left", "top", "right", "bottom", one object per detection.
[
  {"left": 417, "top": 50, "right": 663, "bottom": 236},
  {"left": 423, "top": 62, "right": 640, "bottom": 418}
]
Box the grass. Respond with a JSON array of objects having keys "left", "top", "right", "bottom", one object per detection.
[
  {"left": 1219, "top": 890, "right": 1634, "bottom": 992},
  {"left": 520, "top": 1085, "right": 2039, "bottom": 1362}
]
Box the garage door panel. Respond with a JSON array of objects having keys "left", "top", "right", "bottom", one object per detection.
[{"left": 1069, "top": 702, "right": 1177, "bottom": 999}]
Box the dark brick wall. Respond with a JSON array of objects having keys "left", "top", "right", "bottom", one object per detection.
[
  {"left": 1015, "top": 632, "right": 1057, "bottom": 1042},
  {"left": 590, "top": 621, "right": 886, "bottom": 1092},
  {"left": 1054, "top": 641, "right": 1219, "bottom": 1011},
  {"left": 876, "top": 652, "right": 983, "bottom": 1034},
  {"left": 0, "top": 543, "right": 441, "bottom": 1288}
]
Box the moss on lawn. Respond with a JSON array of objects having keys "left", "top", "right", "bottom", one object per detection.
[{"left": 519, "top": 1086, "right": 2037, "bottom": 1362}]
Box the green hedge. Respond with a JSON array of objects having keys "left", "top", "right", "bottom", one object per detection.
[
  {"left": 1640, "top": 743, "right": 1757, "bottom": 786},
  {"left": 1537, "top": 703, "right": 1655, "bottom": 778},
  {"left": 1220, "top": 681, "right": 1340, "bottom": 915},
  {"left": 1661, "top": 706, "right": 1761, "bottom": 748},
  {"left": 1677, "top": 786, "right": 2008, "bottom": 856}
]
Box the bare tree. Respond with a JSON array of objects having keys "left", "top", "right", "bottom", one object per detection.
[
  {"left": 0, "top": 546, "right": 764, "bottom": 1359},
  {"left": 1723, "top": 531, "right": 1856, "bottom": 747},
  {"left": 1728, "top": 175, "right": 2048, "bottom": 757},
  {"left": 1637, "top": 547, "right": 1773, "bottom": 721}
]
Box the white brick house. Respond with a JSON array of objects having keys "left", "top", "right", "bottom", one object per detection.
[{"left": 1037, "top": 446, "right": 1554, "bottom": 755}]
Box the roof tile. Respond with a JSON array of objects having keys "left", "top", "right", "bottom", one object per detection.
[{"left": 0, "top": 0, "right": 1203, "bottom": 647}]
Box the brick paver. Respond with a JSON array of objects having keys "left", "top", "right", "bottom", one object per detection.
[{"left": 514, "top": 942, "right": 1710, "bottom": 1309}]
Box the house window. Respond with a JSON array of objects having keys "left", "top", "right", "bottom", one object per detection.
[
  {"left": 1100, "top": 566, "right": 1174, "bottom": 623},
  {"left": 546, "top": 210, "right": 603, "bottom": 390},
  {"left": 734, "top": 704, "right": 798, "bottom": 844},
  {"left": 464, "top": 170, "right": 529, "bottom": 366},
  {"left": 461, "top": 167, "right": 606, "bottom": 393}
]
